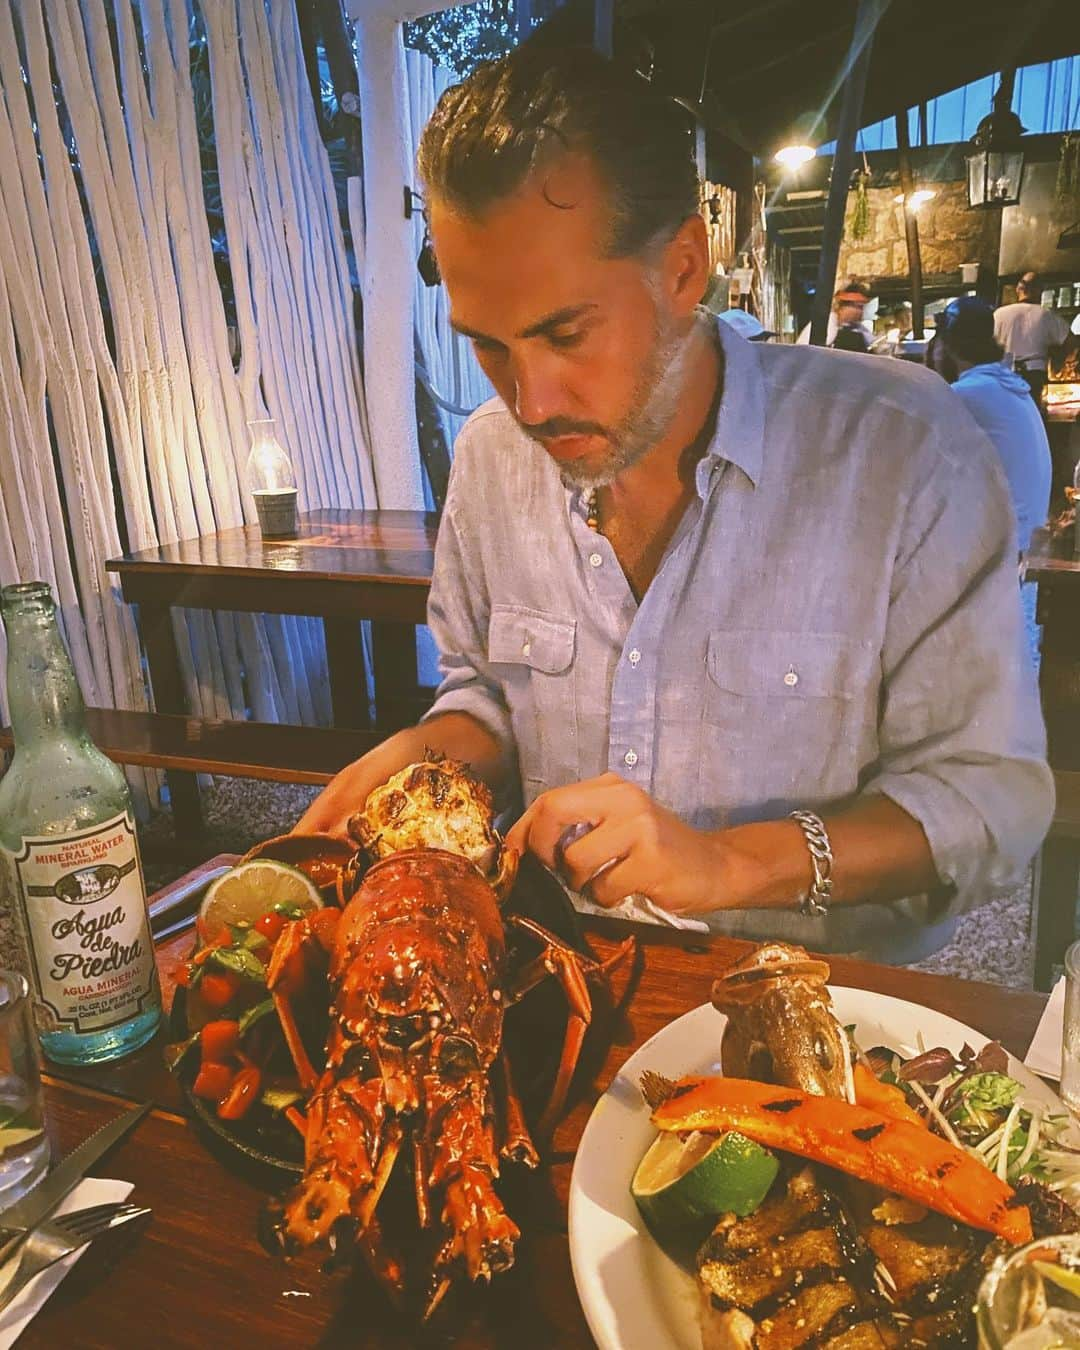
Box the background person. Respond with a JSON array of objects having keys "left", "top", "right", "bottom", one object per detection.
[
  {"left": 717, "top": 309, "right": 773, "bottom": 342},
  {"left": 927, "top": 297, "right": 1051, "bottom": 670},
  {"left": 796, "top": 281, "right": 873, "bottom": 349},
  {"left": 994, "top": 271, "right": 1071, "bottom": 405},
  {"left": 929, "top": 298, "right": 1051, "bottom": 555}
]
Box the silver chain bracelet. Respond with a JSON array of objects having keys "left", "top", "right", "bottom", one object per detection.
[{"left": 789, "top": 809, "right": 834, "bottom": 918}]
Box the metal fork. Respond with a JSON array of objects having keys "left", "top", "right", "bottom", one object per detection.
[{"left": 0, "top": 1202, "right": 151, "bottom": 1313}]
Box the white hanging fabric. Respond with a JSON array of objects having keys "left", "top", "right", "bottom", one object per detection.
[
  {"left": 404, "top": 45, "right": 493, "bottom": 448},
  {"left": 0, "top": 0, "right": 378, "bottom": 806}
]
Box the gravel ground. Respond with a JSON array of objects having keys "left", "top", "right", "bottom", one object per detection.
[{"left": 139, "top": 778, "right": 1041, "bottom": 990}]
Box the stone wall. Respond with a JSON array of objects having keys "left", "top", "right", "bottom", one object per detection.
[{"left": 837, "top": 181, "right": 1001, "bottom": 283}]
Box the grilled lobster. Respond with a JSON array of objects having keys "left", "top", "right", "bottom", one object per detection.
[{"left": 260, "top": 755, "right": 632, "bottom": 1315}]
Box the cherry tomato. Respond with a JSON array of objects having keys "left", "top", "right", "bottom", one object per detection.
[
  {"left": 254, "top": 911, "right": 288, "bottom": 945},
  {"left": 199, "top": 1020, "right": 240, "bottom": 1064},
  {"left": 199, "top": 970, "right": 243, "bottom": 1010},
  {"left": 193, "top": 1061, "right": 235, "bottom": 1101},
  {"left": 217, "top": 1066, "right": 262, "bottom": 1120}
]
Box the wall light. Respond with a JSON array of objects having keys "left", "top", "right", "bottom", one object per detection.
[
  {"left": 894, "top": 189, "right": 937, "bottom": 209},
  {"left": 775, "top": 143, "right": 816, "bottom": 168}
]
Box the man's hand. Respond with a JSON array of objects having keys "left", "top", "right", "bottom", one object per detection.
[
  {"left": 508, "top": 779, "right": 941, "bottom": 916},
  {"left": 505, "top": 772, "right": 793, "bottom": 914}
]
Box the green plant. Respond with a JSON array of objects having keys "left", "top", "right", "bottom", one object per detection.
[
  {"left": 849, "top": 169, "right": 871, "bottom": 242},
  {"left": 1057, "top": 133, "right": 1079, "bottom": 206},
  {"left": 405, "top": 1, "right": 516, "bottom": 78}
]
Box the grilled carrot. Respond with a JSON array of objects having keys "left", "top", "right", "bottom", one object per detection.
[
  {"left": 651, "top": 1075, "right": 1032, "bottom": 1244},
  {"left": 852, "top": 1062, "right": 926, "bottom": 1128}
]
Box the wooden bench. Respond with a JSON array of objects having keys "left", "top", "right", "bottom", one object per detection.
[
  {"left": 0, "top": 707, "right": 379, "bottom": 786},
  {"left": 1033, "top": 769, "right": 1080, "bottom": 990}
]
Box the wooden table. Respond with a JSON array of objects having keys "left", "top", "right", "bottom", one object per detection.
[
  {"left": 106, "top": 510, "right": 438, "bottom": 833},
  {"left": 24, "top": 857, "right": 1048, "bottom": 1349}
]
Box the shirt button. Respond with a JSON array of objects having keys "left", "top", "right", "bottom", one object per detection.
[
  {"left": 624, "top": 749, "right": 638, "bottom": 768},
  {"left": 784, "top": 668, "right": 799, "bottom": 687},
  {"left": 628, "top": 649, "right": 641, "bottom": 666},
  {"left": 589, "top": 552, "right": 603, "bottom": 568}
]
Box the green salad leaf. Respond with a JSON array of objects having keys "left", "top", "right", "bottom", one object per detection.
[
  {"left": 209, "top": 945, "right": 268, "bottom": 984},
  {"left": 238, "top": 998, "right": 275, "bottom": 1036}
]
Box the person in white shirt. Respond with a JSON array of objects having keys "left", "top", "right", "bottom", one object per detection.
[
  {"left": 796, "top": 281, "right": 873, "bottom": 349},
  {"left": 994, "top": 271, "right": 1070, "bottom": 405}
]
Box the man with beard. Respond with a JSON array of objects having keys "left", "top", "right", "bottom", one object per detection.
[{"left": 298, "top": 45, "right": 1050, "bottom": 962}]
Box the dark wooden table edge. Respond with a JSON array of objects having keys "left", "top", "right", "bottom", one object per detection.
[{"left": 105, "top": 556, "right": 434, "bottom": 588}]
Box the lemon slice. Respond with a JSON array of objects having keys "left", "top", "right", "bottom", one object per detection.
[
  {"left": 631, "top": 1129, "right": 778, "bottom": 1233},
  {"left": 198, "top": 860, "right": 323, "bottom": 937}
]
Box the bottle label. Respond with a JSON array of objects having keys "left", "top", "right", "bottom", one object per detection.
[{"left": 3, "top": 813, "right": 158, "bottom": 1034}]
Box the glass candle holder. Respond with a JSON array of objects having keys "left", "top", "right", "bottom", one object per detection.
[{"left": 246, "top": 419, "right": 298, "bottom": 538}]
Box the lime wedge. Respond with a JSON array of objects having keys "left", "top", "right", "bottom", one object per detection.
[
  {"left": 631, "top": 1129, "right": 778, "bottom": 1233},
  {"left": 198, "top": 860, "right": 323, "bottom": 936}
]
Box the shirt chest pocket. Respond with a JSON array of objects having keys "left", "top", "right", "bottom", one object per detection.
[
  {"left": 700, "top": 630, "right": 875, "bottom": 808},
  {"left": 488, "top": 605, "right": 578, "bottom": 790}
]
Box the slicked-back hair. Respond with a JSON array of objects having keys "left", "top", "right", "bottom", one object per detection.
[{"left": 417, "top": 44, "right": 700, "bottom": 259}]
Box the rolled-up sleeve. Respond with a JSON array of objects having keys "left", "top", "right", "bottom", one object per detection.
[
  {"left": 421, "top": 470, "right": 514, "bottom": 756},
  {"left": 862, "top": 420, "right": 1053, "bottom": 910}
]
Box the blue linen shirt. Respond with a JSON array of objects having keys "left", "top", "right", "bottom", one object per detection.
[
  {"left": 423, "top": 319, "right": 1053, "bottom": 962},
  {"left": 949, "top": 361, "right": 1052, "bottom": 553}
]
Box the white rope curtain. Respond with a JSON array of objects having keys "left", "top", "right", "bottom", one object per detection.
[
  {"left": 0, "top": 0, "right": 376, "bottom": 797},
  {"left": 404, "top": 45, "right": 492, "bottom": 447}
]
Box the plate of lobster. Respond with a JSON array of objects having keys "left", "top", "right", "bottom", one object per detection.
[
  {"left": 569, "top": 942, "right": 1080, "bottom": 1350},
  {"left": 167, "top": 754, "right": 633, "bottom": 1318}
]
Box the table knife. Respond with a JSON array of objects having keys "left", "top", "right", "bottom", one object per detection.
[
  {"left": 0, "top": 1101, "right": 151, "bottom": 1265},
  {"left": 148, "top": 864, "right": 230, "bottom": 934}
]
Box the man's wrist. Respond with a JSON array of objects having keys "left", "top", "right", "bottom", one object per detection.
[{"left": 712, "top": 818, "right": 818, "bottom": 910}]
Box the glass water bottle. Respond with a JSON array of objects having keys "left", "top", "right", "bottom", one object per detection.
[{"left": 0, "top": 582, "right": 161, "bottom": 1064}]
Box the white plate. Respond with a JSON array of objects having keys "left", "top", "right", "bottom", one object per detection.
[{"left": 568, "top": 987, "right": 1066, "bottom": 1350}]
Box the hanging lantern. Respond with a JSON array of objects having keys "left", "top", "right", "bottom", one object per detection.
[{"left": 965, "top": 70, "right": 1026, "bottom": 210}]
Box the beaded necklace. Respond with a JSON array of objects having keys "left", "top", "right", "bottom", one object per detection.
[{"left": 585, "top": 488, "right": 600, "bottom": 532}]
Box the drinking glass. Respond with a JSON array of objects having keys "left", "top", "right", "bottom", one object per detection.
[
  {"left": 978, "top": 1234, "right": 1080, "bottom": 1349},
  {"left": 0, "top": 971, "right": 49, "bottom": 1208},
  {"left": 1060, "top": 942, "right": 1080, "bottom": 1116}
]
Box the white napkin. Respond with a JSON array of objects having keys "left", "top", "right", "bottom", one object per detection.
[
  {"left": 0, "top": 1177, "right": 133, "bottom": 1349},
  {"left": 1024, "top": 975, "right": 1067, "bottom": 1080},
  {"left": 568, "top": 887, "right": 710, "bottom": 933}
]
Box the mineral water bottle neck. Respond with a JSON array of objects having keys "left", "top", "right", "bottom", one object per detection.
[{"left": 1, "top": 582, "right": 90, "bottom": 748}]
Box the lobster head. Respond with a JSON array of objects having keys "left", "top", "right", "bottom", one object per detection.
[{"left": 348, "top": 753, "right": 518, "bottom": 899}]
